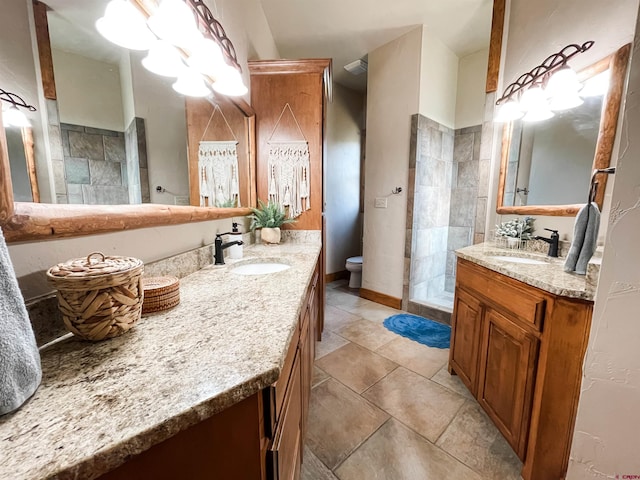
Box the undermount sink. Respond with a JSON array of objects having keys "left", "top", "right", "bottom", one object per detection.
[
  {"left": 490, "top": 255, "right": 548, "bottom": 265},
  {"left": 231, "top": 262, "right": 291, "bottom": 275}
]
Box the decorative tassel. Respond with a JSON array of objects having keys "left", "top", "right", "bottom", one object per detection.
[{"left": 198, "top": 141, "right": 240, "bottom": 207}]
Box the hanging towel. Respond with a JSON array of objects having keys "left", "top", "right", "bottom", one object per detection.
[
  {"left": 564, "top": 202, "right": 601, "bottom": 275},
  {"left": 0, "top": 226, "right": 41, "bottom": 416}
]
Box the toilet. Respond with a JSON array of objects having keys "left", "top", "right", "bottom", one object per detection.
[{"left": 345, "top": 256, "right": 363, "bottom": 288}]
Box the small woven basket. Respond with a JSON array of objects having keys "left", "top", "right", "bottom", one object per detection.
[
  {"left": 142, "top": 276, "right": 180, "bottom": 314},
  {"left": 47, "top": 252, "right": 144, "bottom": 341}
]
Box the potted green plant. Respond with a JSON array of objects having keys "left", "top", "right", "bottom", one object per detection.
[
  {"left": 249, "top": 200, "right": 296, "bottom": 244},
  {"left": 495, "top": 217, "right": 535, "bottom": 248}
]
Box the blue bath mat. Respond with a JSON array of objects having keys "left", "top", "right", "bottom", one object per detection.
[{"left": 383, "top": 314, "right": 451, "bottom": 349}]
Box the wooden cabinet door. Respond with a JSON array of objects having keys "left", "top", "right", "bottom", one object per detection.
[
  {"left": 270, "top": 354, "right": 302, "bottom": 480},
  {"left": 449, "top": 288, "right": 483, "bottom": 395},
  {"left": 299, "top": 307, "right": 312, "bottom": 448},
  {"left": 477, "top": 308, "right": 539, "bottom": 460}
]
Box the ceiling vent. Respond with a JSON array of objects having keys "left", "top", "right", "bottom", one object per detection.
[{"left": 344, "top": 59, "right": 368, "bottom": 76}]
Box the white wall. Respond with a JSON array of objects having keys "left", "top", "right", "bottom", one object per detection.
[
  {"left": 567, "top": 8, "right": 640, "bottom": 476},
  {"left": 419, "top": 27, "right": 459, "bottom": 129},
  {"left": 7, "top": 0, "right": 280, "bottom": 301},
  {"left": 488, "top": 0, "right": 640, "bottom": 242},
  {"left": 363, "top": 27, "right": 422, "bottom": 299},
  {"left": 325, "top": 84, "right": 364, "bottom": 274},
  {"left": 51, "top": 48, "right": 124, "bottom": 132},
  {"left": 455, "top": 48, "right": 489, "bottom": 129}
]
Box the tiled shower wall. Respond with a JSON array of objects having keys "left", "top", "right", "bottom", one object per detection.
[
  {"left": 404, "top": 115, "right": 483, "bottom": 315},
  {"left": 445, "top": 125, "right": 483, "bottom": 292}
]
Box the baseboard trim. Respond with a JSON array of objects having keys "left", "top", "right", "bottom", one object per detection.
[
  {"left": 325, "top": 270, "right": 349, "bottom": 283},
  {"left": 360, "top": 288, "right": 402, "bottom": 310}
]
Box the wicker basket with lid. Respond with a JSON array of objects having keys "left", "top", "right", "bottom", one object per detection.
[{"left": 47, "top": 252, "right": 144, "bottom": 341}]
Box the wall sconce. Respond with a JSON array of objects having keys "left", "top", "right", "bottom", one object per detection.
[
  {"left": 494, "top": 41, "right": 596, "bottom": 123},
  {"left": 0, "top": 88, "right": 37, "bottom": 128},
  {"left": 96, "top": 0, "right": 247, "bottom": 98}
]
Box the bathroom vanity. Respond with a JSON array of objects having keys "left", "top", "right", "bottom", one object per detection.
[
  {"left": 449, "top": 243, "right": 594, "bottom": 480},
  {"left": 0, "top": 243, "right": 322, "bottom": 480}
]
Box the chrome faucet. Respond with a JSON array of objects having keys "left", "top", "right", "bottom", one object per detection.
[
  {"left": 535, "top": 228, "right": 559, "bottom": 257},
  {"left": 214, "top": 233, "right": 244, "bottom": 265}
]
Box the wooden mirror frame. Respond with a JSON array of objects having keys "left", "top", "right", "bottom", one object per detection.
[
  {"left": 0, "top": 0, "right": 256, "bottom": 243},
  {"left": 496, "top": 43, "right": 631, "bottom": 216}
]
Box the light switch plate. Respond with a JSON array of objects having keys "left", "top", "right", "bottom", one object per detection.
[{"left": 374, "top": 197, "right": 387, "bottom": 208}]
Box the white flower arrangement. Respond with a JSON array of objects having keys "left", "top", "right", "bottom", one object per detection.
[{"left": 495, "top": 217, "right": 535, "bottom": 240}]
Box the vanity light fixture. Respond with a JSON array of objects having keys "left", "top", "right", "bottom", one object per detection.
[
  {"left": 96, "top": 0, "right": 247, "bottom": 97},
  {"left": 0, "top": 88, "right": 36, "bottom": 128},
  {"left": 494, "top": 41, "right": 594, "bottom": 123}
]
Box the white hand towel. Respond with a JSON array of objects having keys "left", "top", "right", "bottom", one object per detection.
[
  {"left": 564, "top": 202, "right": 600, "bottom": 275},
  {"left": 0, "top": 226, "right": 41, "bottom": 416}
]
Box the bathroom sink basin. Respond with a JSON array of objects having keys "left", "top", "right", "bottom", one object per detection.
[
  {"left": 231, "top": 262, "right": 291, "bottom": 275},
  {"left": 490, "top": 255, "right": 547, "bottom": 265}
]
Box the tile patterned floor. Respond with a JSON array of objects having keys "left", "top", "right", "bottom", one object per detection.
[{"left": 303, "top": 280, "right": 522, "bottom": 480}]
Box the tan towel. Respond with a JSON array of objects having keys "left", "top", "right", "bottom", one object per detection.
[{"left": 0, "top": 226, "right": 41, "bottom": 416}]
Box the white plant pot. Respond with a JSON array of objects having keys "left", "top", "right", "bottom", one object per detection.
[{"left": 261, "top": 227, "right": 281, "bottom": 245}]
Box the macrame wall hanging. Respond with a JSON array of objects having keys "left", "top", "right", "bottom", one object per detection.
[
  {"left": 198, "top": 104, "right": 240, "bottom": 207},
  {"left": 267, "top": 103, "right": 310, "bottom": 219}
]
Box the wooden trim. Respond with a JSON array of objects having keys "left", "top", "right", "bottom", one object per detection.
[
  {"left": 33, "top": 0, "right": 56, "bottom": 100},
  {"left": 248, "top": 59, "right": 332, "bottom": 76},
  {"left": 325, "top": 270, "right": 349, "bottom": 284},
  {"left": 360, "top": 288, "right": 402, "bottom": 310},
  {"left": 21, "top": 128, "right": 40, "bottom": 203},
  {"left": 1, "top": 203, "right": 251, "bottom": 242},
  {"left": 0, "top": 113, "right": 14, "bottom": 223},
  {"left": 486, "top": 0, "right": 506, "bottom": 93},
  {"left": 495, "top": 44, "right": 631, "bottom": 217}
]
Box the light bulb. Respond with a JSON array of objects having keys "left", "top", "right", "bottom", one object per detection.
[
  {"left": 212, "top": 65, "right": 248, "bottom": 97},
  {"left": 549, "top": 91, "right": 584, "bottom": 111},
  {"left": 173, "top": 69, "right": 211, "bottom": 97},
  {"left": 519, "top": 85, "right": 546, "bottom": 112},
  {"left": 522, "top": 106, "right": 554, "bottom": 122},
  {"left": 187, "top": 38, "right": 226, "bottom": 77},
  {"left": 148, "top": 0, "right": 202, "bottom": 50},
  {"left": 142, "top": 40, "right": 186, "bottom": 77},
  {"left": 546, "top": 66, "right": 582, "bottom": 97},
  {"left": 3, "top": 105, "right": 31, "bottom": 127},
  {"left": 494, "top": 99, "right": 524, "bottom": 123},
  {"left": 96, "top": 0, "right": 155, "bottom": 51}
]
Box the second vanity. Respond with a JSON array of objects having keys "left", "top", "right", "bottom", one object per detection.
[
  {"left": 0, "top": 242, "right": 322, "bottom": 480},
  {"left": 449, "top": 243, "right": 595, "bottom": 480}
]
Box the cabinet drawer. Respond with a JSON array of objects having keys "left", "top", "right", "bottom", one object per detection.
[
  {"left": 269, "top": 355, "right": 302, "bottom": 480},
  {"left": 457, "top": 259, "right": 546, "bottom": 332},
  {"left": 266, "top": 325, "right": 300, "bottom": 432}
]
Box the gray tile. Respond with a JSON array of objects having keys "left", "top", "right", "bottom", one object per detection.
[
  {"left": 472, "top": 130, "right": 482, "bottom": 162},
  {"left": 51, "top": 159, "right": 66, "bottom": 193},
  {"left": 362, "top": 367, "right": 466, "bottom": 442},
  {"left": 442, "top": 131, "right": 454, "bottom": 162},
  {"left": 444, "top": 275, "right": 456, "bottom": 292},
  {"left": 104, "top": 135, "right": 126, "bottom": 163},
  {"left": 316, "top": 331, "right": 350, "bottom": 359},
  {"left": 456, "top": 124, "right": 482, "bottom": 135},
  {"left": 479, "top": 121, "right": 495, "bottom": 161},
  {"left": 428, "top": 128, "right": 443, "bottom": 159},
  {"left": 69, "top": 131, "right": 105, "bottom": 160},
  {"left": 68, "top": 194, "right": 84, "bottom": 204},
  {"left": 60, "top": 123, "right": 84, "bottom": 132},
  {"left": 324, "top": 305, "right": 360, "bottom": 332},
  {"left": 409, "top": 115, "right": 419, "bottom": 168},
  {"left": 81, "top": 185, "right": 128, "bottom": 204},
  {"left": 61, "top": 129, "right": 70, "bottom": 157},
  {"left": 90, "top": 160, "right": 122, "bottom": 186},
  {"left": 301, "top": 447, "right": 338, "bottom": 480},
  {"left": 478, "top": 159, "right": 491, "bottom": 196},
  {"left": 436, "top": 401, "right": 522, "bottom": 479},
  {"left": 454, "top": 132, "right": 474, "bottom": 163},
  {"left": 45, "top": 98, "right": 59, "bottom": 126},
  {"left": 457, "top": 161, "right": 479, "bottom": 187},
  {"left": 475, "top": 197, "right": 487, "bottom": 234},
  {"left": 449, "top": 188, "right": 477, "bottom": 228},
  {"left": 336, "top": 418, "right": 482, "bottom": 480},
  {"left": 307, "top": 379, "right": 389, "bottom": 470},
  {"left": 316, "top": 343, "right": 398, "bottom": 394},
  {"left": 431, "top": 366, "right": 474, "bottom": 400},
  {"left": 55, "top": 194, "right": 68, "bottom": 204},
  {"left": 448, "top": 227, "right": 472, "bottom": 251},
  {"left": 136, "top": 117, "right": 148, "bottom": 168},
  {"left": 140, "top": 170, "right": 151, "bottom": 202},
  {"left": 65, "top": 157, "right": 90, "bottom": 184},
  {"left": 48, "top": 124, "right": 64, "bottom": 161},
  {"left": 85, "top": 126, "right": 119, "bottom": 137}
]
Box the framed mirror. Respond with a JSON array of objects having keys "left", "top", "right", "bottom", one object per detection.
[
  {"left": 0, "top": 0, "right": 255, "bottom": 242},
  {"left": 496, "top": 43, "right": 631, "bottom": 216}
]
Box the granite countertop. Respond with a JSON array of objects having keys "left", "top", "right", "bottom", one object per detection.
[
  {"left": 0, "top": 242, "right": 321, "bottom": 480},
  {"left": 456, "top": 242, "right": 597, "bottom": 301}
]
